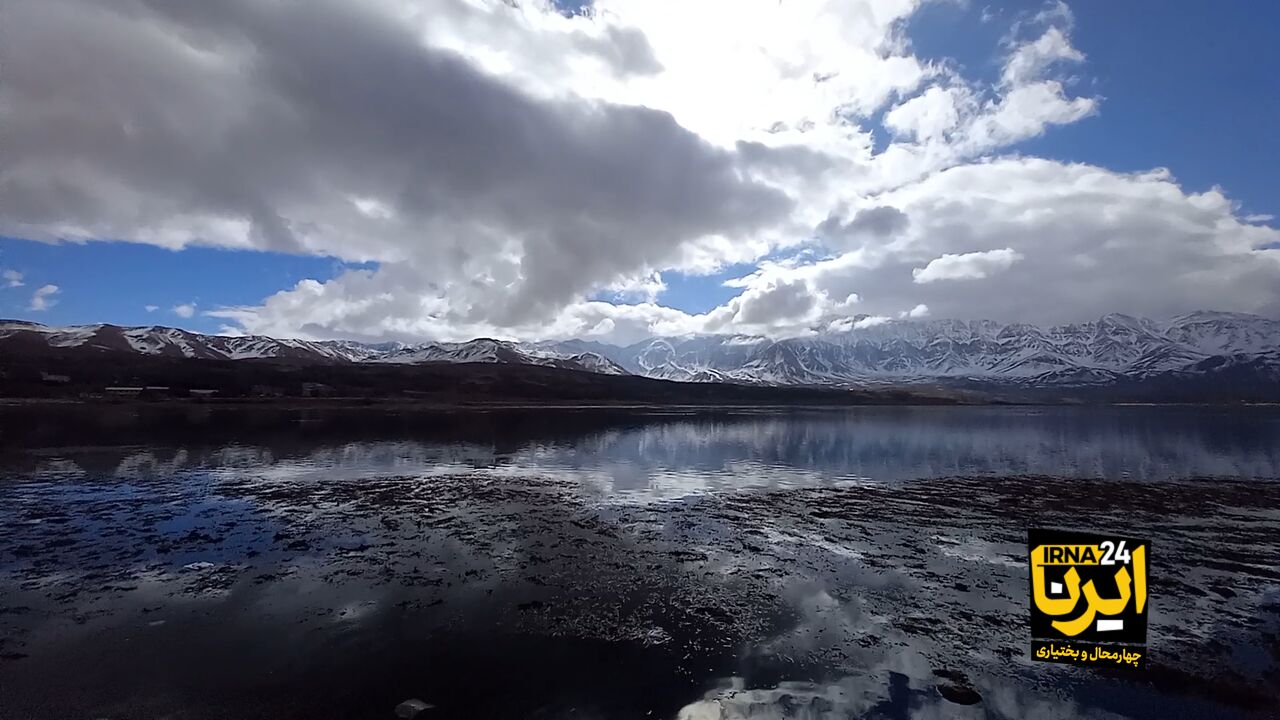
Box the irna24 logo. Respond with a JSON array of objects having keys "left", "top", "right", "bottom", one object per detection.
[{"left": 1028, "top": 528, "right": 1149, "bottom": 669}]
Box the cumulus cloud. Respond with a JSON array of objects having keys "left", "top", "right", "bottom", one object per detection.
[
  {"left": 912, "top": 248, "right": 1024, "bottom": 283},
  {"left": 145, "top": 304, "right": 159, "bottom": 313},
  {"left": 602, "top": 271, "right": 667, "bottom": 303},
  {"left": 959, "top": 80, "right": 1095, "bottom": 152},
  {"left": 883, "top": 86, "right": 966, "bottom": 143},
  {"left": 2, "top": 270, "right": 24, "bottom": 288},
  {"left": 853, "top": 316, "right": 892, "bottom": 330},
  {"left": 0, "top": 0, "right": 789, "bottom": 325},
  {"left": 29, "top": 284, "right": 60, "bottom": 311},
  {"left": 1002, "top": 27, "right": 1084, "bottom": 87},
  {"left": 733, "top": 279, "right": 820, "bottom": 326},
  {"left": 1, "top": 0, "right": 1277, "bottom": 341},
  {"left": 801, "top": 159, "right": 1280, "bottom": 324},
  {"left": 217, "top": 150, "right": 1280, "bottom": 342},
  {"left": 172, "top": 303, "right": 196, "bottom": 319},
  {"left": 874, "top": 17, "right": 1097, "bottom": 179}
]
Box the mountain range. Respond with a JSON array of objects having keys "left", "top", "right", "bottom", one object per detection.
[
  {"left": 0, "top": 320, "right": 628, "bottom": 375},
  {"left": 577, "top": 311, "right": 1280, "bottom": 388},
  {"left": 3, "top": 311, "right": 1279, "bottom": 397}
]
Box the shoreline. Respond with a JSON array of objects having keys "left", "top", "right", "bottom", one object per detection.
[
  {"left": 2, "top": 396, "right": 1277, "bottom": 409},
  {"left": 0, "top": 396, "right": 976, "bottom": 409}
]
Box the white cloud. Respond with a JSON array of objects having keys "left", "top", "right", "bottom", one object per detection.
[
  {"left": 875, "top": 20, "right": 1096, "bottom": 180},
  {"left": 807, "top": 158, "right": 1280, "bottom": 323},
  {"left": 883, "top": 86, "right": 966, "bottom": 143},
  {"left": 2, "top": 269, "right": 24, "bottom": 288},
  {"left": 603, "top": 271, "right": 667, "bottom": 303},
  {"left": 1025, "top": 1, "right": 1076, "bottom": 35},
  {"left": 1002, "top": 27, "right": 1083, "bottom": 87},
  {"left": 219, "top": 153, "right": 1280, "bottom": 341},
  {"left": 172, "top": 303, "right": 196, "bottom": 319},
  {"left": 912, "top": 248, "right": 1024, "bottom": 283},
  {"left": 350, "top": 196, "right": 395, "bottom": 221},
  {"left": 28, "top": 284, "right": 59, "bottom": 311},
  {"left": 0, "top": 0, "right": 1276, "bottom": 341},
  {"left": 960, "top": 80, "right": 1095, "bottom": 153},
  {"left": 853, "top": 315, "right": 891, "bottom": 329},
  {"left": 145, "top": 304, "right": 159, "bottom": 312}
]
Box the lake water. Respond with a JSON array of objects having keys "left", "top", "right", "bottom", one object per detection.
[{"left": 1, "top": 404, "right": 1278, "bottom": 719}]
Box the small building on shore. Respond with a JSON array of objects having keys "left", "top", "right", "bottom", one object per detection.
[
  {"left": 301, "top": 382, "right": 334, "bottom": 397},
  {"left": 105, "top": 386, "right": 172, "bottom": 399}
]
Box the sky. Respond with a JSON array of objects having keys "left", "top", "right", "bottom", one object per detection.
[{"left": 1, "top": 0, "right": 1277, "bottom": 343}]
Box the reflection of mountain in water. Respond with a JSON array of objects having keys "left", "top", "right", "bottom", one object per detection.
[
  {"left": 11, "top": 406, "right": 1280, "bottom": 498},
  {"left": 3, "top": 405, "right": 1278, "bottom": 718}
]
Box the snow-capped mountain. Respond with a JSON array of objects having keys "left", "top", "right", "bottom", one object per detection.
[
  {"left": 3, "top": 311, "right": 1278, "bottom": 389},
  {"left": 0, "top": 321, "right": 384, "bottom": 362},
  {"left": 369, "top": 338, "right": 627, "bottom": 374},
  {"left": 0, "top": 321, "right": 627, "bottom": 376},
  {"left": 575, "top": 311, "right": 1280, "bottom": 387}
]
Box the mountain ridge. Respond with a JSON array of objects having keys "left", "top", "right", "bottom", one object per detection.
[
  {"left": 580, "top": 311, "right": 1280, "bottom": 388},
  {"left": 3, "top": 311, "right": 1278, "bottom": 394}
]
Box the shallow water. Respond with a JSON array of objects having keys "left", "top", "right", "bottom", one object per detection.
[{"left": 1, "top": 404, "right": 1278, "bottom": 719}]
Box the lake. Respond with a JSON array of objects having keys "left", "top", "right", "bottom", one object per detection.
[{"left": 1, "top": 404, "right": 1278, "bottom": 719}]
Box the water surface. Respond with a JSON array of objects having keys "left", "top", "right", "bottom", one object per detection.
[{"left": 1, "top": 404, "right": 1278, "bottom": 719}]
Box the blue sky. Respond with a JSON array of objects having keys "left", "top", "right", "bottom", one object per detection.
[
  {"left": 2, "top": 0, "right": 1277, "bottom": 340},
  {"left": 908, "top": 0, "right": 1279, "bottom": 221},
  {"left": 0, "top": 241, "right": 369, "bottom": 333}
]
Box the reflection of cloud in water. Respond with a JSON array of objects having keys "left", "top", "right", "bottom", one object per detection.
[
  {"left": 114, "top": 449, "right": 191, "bottom": 478},
  {"left": 22, "top": 407, "right": 1280, "bottom": 501},
  {"left": 676, "top": 672, "right": 1119, "bottom": 720},
  {"left": 553, "top": 407, "right": 1280, "bottom": 484},
  {"left": 3, "top": 463, "right": 1277, "bottom": 718}
]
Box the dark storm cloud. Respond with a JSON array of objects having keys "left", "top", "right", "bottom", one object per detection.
[
  {"left": 816, "top": 206, "right": 909, "bottom": 247},
  {"left": 736, "top": 140, "right": 843, "bottom": 178},
  {"left": 734, "top": 279, "right": 817, "bottom": 325},
  {"left": 0, "top": 0, "right": 789, "bottom": 321}
]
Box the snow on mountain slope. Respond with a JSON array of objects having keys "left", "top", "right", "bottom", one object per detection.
[
  {"left": 3, "top": 311, "right": 1277, "bottom": 387},
  {"left": 564, "top": 352, "right": 629, "bottom": 376},
  {"left": 374, "top": 338, "right": 519, "bottom": 365},
  {"left": 1165, "top": 311, "right": 1280, "bottom": 355},
  {"left": 0, "top": 321, "right": 107, "bottom": 350},
  {"left": 596, "top": 312, "right": 1280, "bottom": 387},
  {"left": 0, "top": 322, "right": 625, "bottom": 375},
  {"left": 367, "top": 338, "right": 626, "bottom": 374}
]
